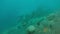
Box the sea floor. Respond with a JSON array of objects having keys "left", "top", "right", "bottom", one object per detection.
[{"left": 2, "top": 11, "right": 60, "bottom": 34}]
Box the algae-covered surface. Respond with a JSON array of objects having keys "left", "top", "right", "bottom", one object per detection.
[
  {"left": 2, "top": 10, "right": 60, "bottom": 34},
  {"left": 1, "top": 0, "right": 60, "bottom": 34}
]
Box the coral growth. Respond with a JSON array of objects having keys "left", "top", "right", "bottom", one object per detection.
[{"left": 2, "top": 10, "right": 60, "bottom": 34}]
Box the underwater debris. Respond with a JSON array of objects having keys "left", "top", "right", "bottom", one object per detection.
[
  {"left": 36, "top": 17, "right": 44, "bottom": 26},
  {"left": 3, "top": 10, "right": 60, "bottom": 34},
  {"left": 46, "top": 13, "right": 56, "bottom": 21},
  {"left": 26, "top": 25, "right": 36, "bottom": 34},
  {"left": 26, "top": 25, "right": 36, "bottom": 32}
]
